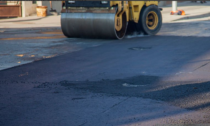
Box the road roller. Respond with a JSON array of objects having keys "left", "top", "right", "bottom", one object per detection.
[{"left": 61, "top": 1, "right": 162, "bottom": 39}]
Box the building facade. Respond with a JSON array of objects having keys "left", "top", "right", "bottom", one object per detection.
[
  {"left": 0, "top": 1, "right": 62, "bottom": 18},
  {"left": 0, "top": 1, "right": 179, "bottom": 18}
]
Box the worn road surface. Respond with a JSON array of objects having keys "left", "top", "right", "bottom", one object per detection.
[{"left": 1, "top": 20, "right": 210, "bottom": 126}]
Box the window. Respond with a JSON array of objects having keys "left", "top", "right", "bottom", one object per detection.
[{"left": 32, "top": 1, "right": 36, "bottom": 4}]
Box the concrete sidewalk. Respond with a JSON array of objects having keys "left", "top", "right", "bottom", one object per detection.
[
  {"left": 0, "top": 15, "right": 60, "bottom": 30},
  {"left": 161, "top": 1, "right": 210, "bottom": 23},
  {"left": 0, "top": 1, "right": 210, "bottom": 32}
]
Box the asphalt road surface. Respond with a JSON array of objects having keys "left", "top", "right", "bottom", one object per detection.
[{"left": 1, "top": 21, "right": 210, "bottom": 126}]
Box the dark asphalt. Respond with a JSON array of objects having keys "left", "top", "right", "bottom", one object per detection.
[
  {"left": 1, "top": 35, "right": 210, "bottom": 105},
  {"left": 1, "top": 22, "right": 210, "bottom": 125}
]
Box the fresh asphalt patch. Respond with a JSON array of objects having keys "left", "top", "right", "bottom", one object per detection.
[
  {"left": 32, "top": 75, "right": 210, "bottom": 114},
  {"left": 1, "top": 33, "right": 210, "bottom": 115},
  {"left": 2, "top": 21, "right": 210, "bottom": 125}
]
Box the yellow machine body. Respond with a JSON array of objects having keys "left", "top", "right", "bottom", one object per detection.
[
  {"left": 109, "top": 1, "right": 159, "bottom": 31},
  {"left": 61, "top": 1, "right": 161, "bottom": 39}
]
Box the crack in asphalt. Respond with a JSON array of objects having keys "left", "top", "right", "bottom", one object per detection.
[
  {"left": 101, "top": 97, "right": 130, "bottom": 114},
  {"left": 193, "top": 62, "right": 210, "bottom": 71}
]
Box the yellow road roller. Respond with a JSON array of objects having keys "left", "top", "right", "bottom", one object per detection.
[{"left": 61, "top": 1, "right": 162, "bottom": 39}]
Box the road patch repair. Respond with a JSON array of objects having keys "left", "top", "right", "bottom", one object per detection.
[
  {"left": 1, "top": 1, "right": 210, "bottom": 125},
  {"left": 1, "top": 24, "right": 210, "bottom": 125}
]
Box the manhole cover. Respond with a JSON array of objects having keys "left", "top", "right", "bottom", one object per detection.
[{"left": 129, "top": 47, "right": 152, "bottom": 50}]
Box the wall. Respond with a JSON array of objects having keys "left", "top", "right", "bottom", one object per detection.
[
  {"left": 21, "top": 1, "right": 167, "bottom": 18},
  {"left": 158, "top": 1, "right": 186, "bottom": 6},
  {"left": 36, "top": 1, "right": 42, "bottom": 6},
  {"left": 0, "top": 1, "right": 6, "bottom": 5},
  {"left": 41, "top": 1, "right": 62, "bottom": 14},
  {"left": 158, "top": 1, "right": 167, "bottom": 6},
  {"left": 7, "top": 1, "right": 18, "bottom": 5},
  {"left": 22, "top": 1, "right": 37, "bottom": 17}
]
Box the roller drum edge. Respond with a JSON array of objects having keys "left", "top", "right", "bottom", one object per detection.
[{"left": 61, "top": 12, "right": 127, "bottom": 39}]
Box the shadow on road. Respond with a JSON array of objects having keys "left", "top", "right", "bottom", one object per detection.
[
  {"left": 58, "top": 77, "right": 210, "bottom": 124},
  {"left": 60, "top": 78, "right": 210, "bottom": 111}
]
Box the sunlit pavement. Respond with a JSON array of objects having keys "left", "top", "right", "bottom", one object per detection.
[
  {"left": 1, "top": 1, "right": 210, "bottom": 126},
  {"left": 0, "top": 28, "right": 111, "bottom": 71}
]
